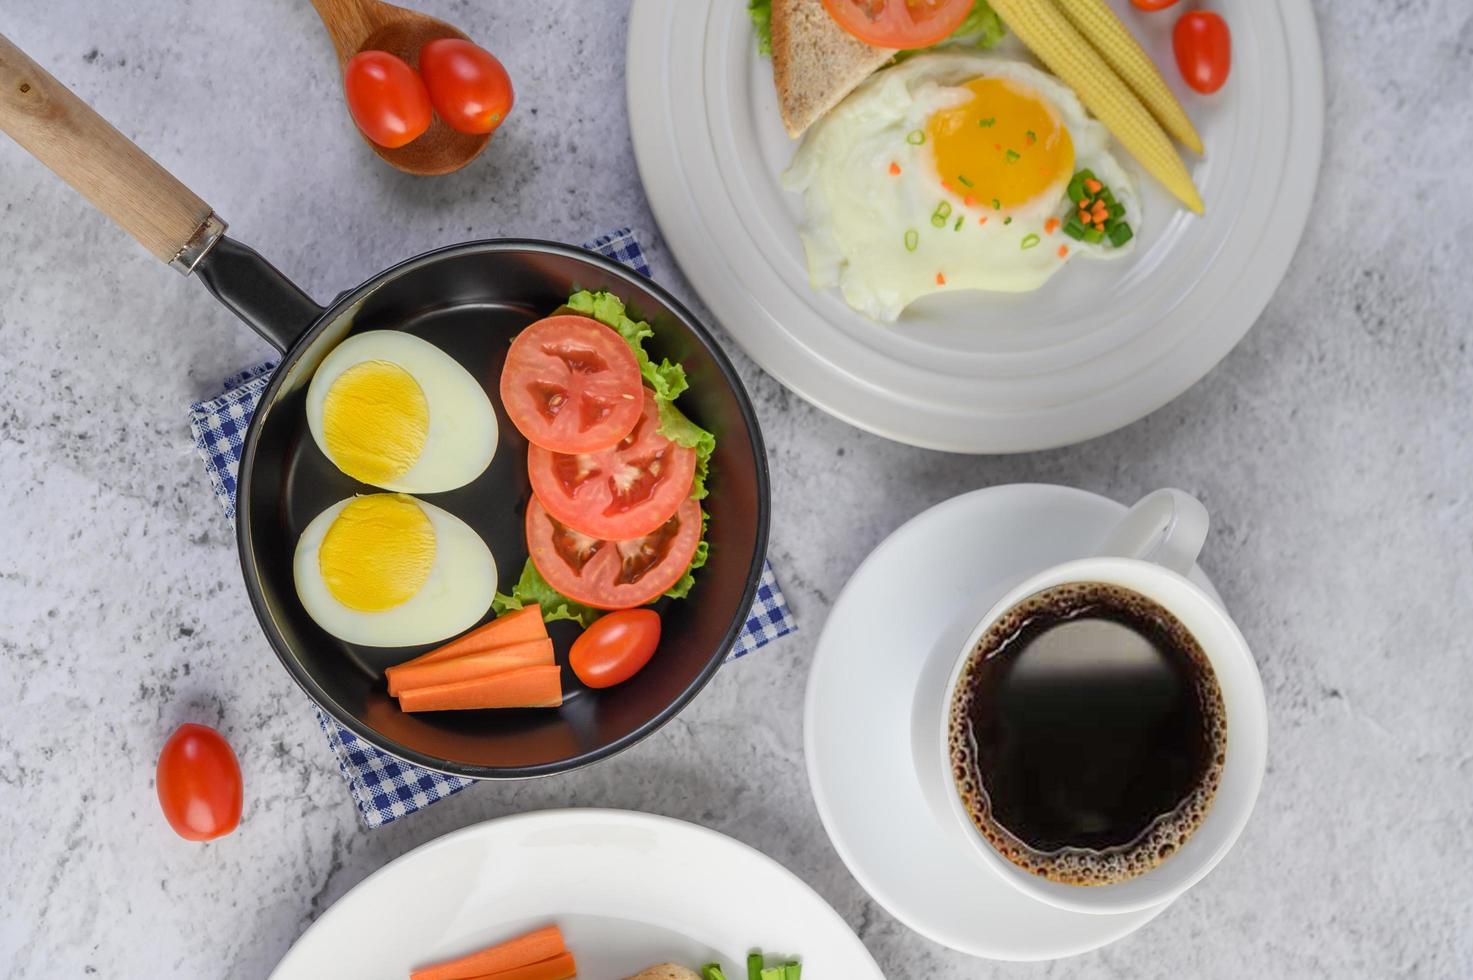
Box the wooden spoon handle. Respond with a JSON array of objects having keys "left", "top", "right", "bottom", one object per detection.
[
  {"left": 0, "top": 32, "right": 222, "bottom": 271},
  {"left": 311, "top": 0, "right": 406, "bottom": 68}
]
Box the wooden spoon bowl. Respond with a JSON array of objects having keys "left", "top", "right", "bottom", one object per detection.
[{"left": 311, "top": 0, "right": 489, "bottom": 176}]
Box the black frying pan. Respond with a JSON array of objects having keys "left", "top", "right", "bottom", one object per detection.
[{"left": 0, "top": 34, "right": 770, "bottom": 778}]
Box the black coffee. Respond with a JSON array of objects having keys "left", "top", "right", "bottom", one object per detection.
[{"left": 948, "top": 582, "right": 1226, "bottom": 885}]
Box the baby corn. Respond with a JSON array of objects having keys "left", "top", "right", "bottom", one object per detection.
[
  {"left": 988, "top": 0, "right": 1204, "bottom": 214},
  {"left": 1054, "top": 0, "right": 1203, "bottom": 155}
]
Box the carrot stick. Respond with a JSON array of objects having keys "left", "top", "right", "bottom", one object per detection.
[
  {"left": 472, "top": 953, "right": 578, "bottom": 980},
  {"left": 387, "top": 607, "right": 546, "bottom": 685},
  {"left": 388, "top": 639, "right": 555, "bottom": 696},
  {"left": 397, "top": 665, "right": 563, "bottom": 712},
  {"left": 410, "top": 925, "right": 565, "bottom": 980}
]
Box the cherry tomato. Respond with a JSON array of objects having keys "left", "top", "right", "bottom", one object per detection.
[
  {"left": 418, "top": 39, "right": 514, "bottom": 136},
  {"left": 527, "top": 496, "right": 704, "bottom": 610},
  {"left": 343, "top": 50, "right": 433, "bottom": 149},
  {"left": 529, "top": 389, "right": 696, "bottom": 540},
  {"left": 500, "top": 315, "right": 645, "bottom": 454},
  {"left": 820, "top": 0, "right": 974, "bottom": 49},
  {"left": 156, "top": 723, "right": 243, "bottom": 842},
  {"left": 1173, "top": 11, "right": 1231, "bottom": 95},
  {"left": 571, "top": 609, "right": 663, "bottom": 688},
  {"left": 1131, "top": 0, "right": 1180, "bottom": 10}
]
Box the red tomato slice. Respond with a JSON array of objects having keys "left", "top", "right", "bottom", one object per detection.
[
  {"left": 1131, "top": 0, "right": 1179, "bottom": 10},
  {"left": 527, "top": 388, "right": 696, "bottom": 540},
  {"left": 820, "top": 0, "right": 975, "bottom": 49},
  {"left": 526, "top": 496, "right": 703, "bottom": 610},
  {"left": 343, "top": 50, "right": 433, "bottom": 149},
  {"left": 500, "top": 315, "right": 645, "bottom": 454},
  {"left": 570, "top": 608, "right": 662, "bottom": 688},
  {"left": 1173, "top": 12, "right": 1231, "bottom": 95},
  {"left": 419, "top": 39, "right": 515, "bottom": 135},
  {"left": 156, "top": 724, "right": 243, "bottom": 842}
]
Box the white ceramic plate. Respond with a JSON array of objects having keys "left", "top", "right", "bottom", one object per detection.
[
  {"left": 626, "top": 1, "right": 1323, "bottom": 452},
  {"left": 804, "top": 484, "right": 1226, "bottom": 960},
  {"left": 270, "top": 809, "right": 883, "bottom": 979}
]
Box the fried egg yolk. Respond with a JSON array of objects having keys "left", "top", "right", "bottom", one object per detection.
[
  {"left": 927, "top": 77, "right": 1075, "bottom": 210},
  {"left": 318, "top": 494, "right": 436, "bottom": 611},
  {"left": 322, "top": 360, "right": 430, "bottom": 486}
]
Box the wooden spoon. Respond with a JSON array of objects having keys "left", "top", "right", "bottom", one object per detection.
[{"left": 310, "top": 0, "right": 488, "bottom": 176}]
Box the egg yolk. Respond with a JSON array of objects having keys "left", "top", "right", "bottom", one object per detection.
[
  {"left": 319, "top": 495, "right": 436, "bottom": 612},
  {"left": 926, "top": 77, "right": 1075, "bottom": 211},
  {"left": 322, "top": 360, "right": 430, "bottom": 486}
]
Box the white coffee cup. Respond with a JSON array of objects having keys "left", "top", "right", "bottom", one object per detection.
[{"left": 913, "top": 489, "right": 1267, "bottom": 915}]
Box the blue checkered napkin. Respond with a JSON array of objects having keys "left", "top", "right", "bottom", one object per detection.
[{"left": 187, "top": 228, "right": 798, "bottom": 828}]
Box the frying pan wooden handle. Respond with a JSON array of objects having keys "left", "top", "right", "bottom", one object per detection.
[{"left": 0, "top": 32, "right": 223, "bottom": 271}]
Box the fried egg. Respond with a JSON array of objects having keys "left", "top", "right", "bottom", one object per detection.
[
  {"left": 293, "top": 493, "right": 496, "bottom": 647},
  {"left": 306, "top": 331, "right": 497, "bottom": 493},
  {"left": 783, "top": 53, "right": 1140, "bottom": 322}
]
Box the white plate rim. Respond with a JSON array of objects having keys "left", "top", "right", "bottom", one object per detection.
[
  {"left": 626, "top": 1, "right": 1325, "bottom": 452},
  {"left": 269, "top": 807, "right": 884, "bottom": 979}
]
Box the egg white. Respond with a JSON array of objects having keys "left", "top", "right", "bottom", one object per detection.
[
  {"left": 293, "top": 495, "right": 497, "bottom": 647},
  {"left": 306, "top": 331, "right": 498, "bottom": 493},
  {"left": 783, "top": 52, "right": 1140, "bottom": 322}
]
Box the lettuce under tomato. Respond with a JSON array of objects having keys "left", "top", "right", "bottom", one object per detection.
[
  {"left": 493, "top": 289, "right": 717, "bottom": 623},
  {"left": 749, "top": 0, "right": 773, "bottom": 56}
]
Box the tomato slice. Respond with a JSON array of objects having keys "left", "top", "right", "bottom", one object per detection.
[
  {"left": 820, "top": 0, "right": 975, "bottom": 49},
  {"left": 500, "top": 315, "right": 645, "bottom": 453},
  {"left": 526, "top": 496, "right": 703, "bottom": 610},
  {"left": 528, "top": 388, "right": 696, "bottom": 540}
]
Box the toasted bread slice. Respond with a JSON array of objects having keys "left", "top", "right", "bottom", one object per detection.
[{"left": 771, "top": 0, "right": 896, "bottom": 137}]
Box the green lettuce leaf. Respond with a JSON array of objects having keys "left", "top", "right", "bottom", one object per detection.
[
  {"left": 492, "top": 560, "right": 602, "bottom": 629},
  {"left": 749, "top": 0, "right": 773, "bottom": 56}
]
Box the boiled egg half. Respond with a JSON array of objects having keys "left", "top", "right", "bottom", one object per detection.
[
  {"left": 293, "top": 493, "right": 496, "bottom": 647},
  {"left": 306, "top": 330, "right": 497, "bottom": 493}
]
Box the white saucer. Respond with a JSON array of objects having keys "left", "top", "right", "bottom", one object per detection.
[{"left": 804, "top": 484, "right": 1225, "bottom": 960}]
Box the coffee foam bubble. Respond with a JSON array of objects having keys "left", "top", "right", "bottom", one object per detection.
[{"left": 947, "top": 582, "right": 1227, "bottom": 886}]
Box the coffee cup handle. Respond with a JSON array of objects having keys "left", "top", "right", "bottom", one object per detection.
[{"left": 1095, "top": 489, "right": 1209, "bottom": 577}]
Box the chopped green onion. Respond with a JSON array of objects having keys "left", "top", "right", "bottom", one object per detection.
[
  {"left": 954, "top": 215, "right": 964, "bottom": 231},
  {"left": 1005, "top": 149, "right": 1020, "bottom": 163},
  {"left": 1108, "top": 222, "right": 1134, "bottom": 247},
  {"left": 703, "top": 966, "right": 728, "bottom": 980},
  {"left": 904, "top": 228, "right": 919, "bottom": 251},
  {"left": 760, "top": 969, "right": 784, "bottom": 980},
  {"left": 1003, "top": 216, "right": 1012, "bottom": 225},
  {"left": 1083, "top": 226, "right": 1105, "bottom": 244},
  {"left": 1078, "top": 167, "right": 1097, "bottom": 182},
  {"left": 978, "top": 117, "right": 995, "bottom": 127},
  {"left": 991, "top": 197, "right": 1001, "bottom": 210},
  {"left": 748, "top": 954, "right": 763, "bottom": 980},
  {"left": 1025, "top": 129, "right": 1037, "bottom": 142},
  {"left": 1067, "top": 174, "right": 1087, "bottom": 204},
  {"left": 957, "top": 174, "right": 974, "bottom": 188},
  {"left": 783, "top": 964, "right": 801, "bottom": 980},
  {"left": 931, "top": 200, "right": 952, "bottom": 227},
  {"left": 1021, "top": 233, "right": 1041, "bottom": 249},
  {"left": 1063, "top": 217, "right": 1087, "bottom": 240},
  {"left": 906, "top": 129, "right": 925, "bottom": 145}
]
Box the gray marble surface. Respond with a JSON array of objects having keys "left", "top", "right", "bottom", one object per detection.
[{"left": 2, "top": 1, "right": 1470, "bottom": 977}]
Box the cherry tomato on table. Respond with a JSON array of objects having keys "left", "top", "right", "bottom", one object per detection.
[
  {"left": 526, "top": 496, "right": 704, "bottom": 610},
  {"left": 418, "top": 38, "right": 514, "bottom": 136},
  {"left": 528, "top": 388, "right": 697, "bottom": 540},
  {"left": 820, "top": 0, "right": 974, "bottom": 50},
  {"left": 500, "top": 315, "right": 645, "bottom": 454},
  {"left": 156, "top": 723, "right": 243, "bottom": 842},
  {"left": 1173, "top": 11, "right": 1231, "bottom": 95},
  {"left": 571, "top": 609, "right": 663, "bottom": 688},
  {"left": 343, "top": 50, "right": 433, "bottom": 149},
  {"left": 1130, "top": 0, "right": 1180, "bottom": 11}
]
